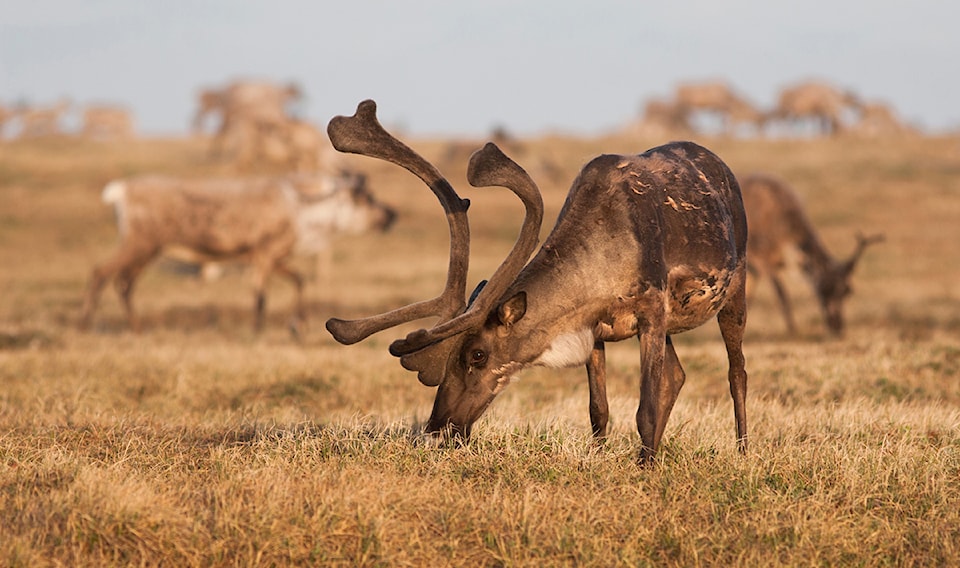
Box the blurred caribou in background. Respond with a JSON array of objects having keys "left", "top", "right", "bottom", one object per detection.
[
  {"left": 192, "top": 79, "right": 327, "bottom": 172},
  {"left": 80, "top": 104, "right": 134, "bottom": 140},
  {"left": 79, "top": 169, "right": 395, "bottom": 337},
  {"left": 740, "top": 173, "right": 883, "bottom": 335},
  {"left": 626, "top": 77, "right": 916, "bottom": 139}
]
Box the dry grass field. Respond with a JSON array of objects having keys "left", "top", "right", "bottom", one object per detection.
[{"left": 1, "top": 126, "right": 959, "bottom": 566}]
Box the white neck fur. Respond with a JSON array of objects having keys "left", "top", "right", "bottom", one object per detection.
[{"left": 533, "top": 328, "right": 595, "bottom": 368}]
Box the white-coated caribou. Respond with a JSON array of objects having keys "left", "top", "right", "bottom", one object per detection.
[
  {"left": 325, "top": 100, "right": 749, "bottom": 463},
  {"left": 79, "top": 170, "right": 395, "bottom": 335}
]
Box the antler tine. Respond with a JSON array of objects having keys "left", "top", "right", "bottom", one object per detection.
[
  {"left": 327, "top": 100, "right": 467, "bottom": 216},
  {"left": 326, "top": 298, "right": 459, "bottom": 345},
  {"left": 856, "top": 231, "right": 886, "bottom": 248},
  {"left": 847, "top": 230, "right": 885, "bottom": 267},
  {"left": 324, "top": 100, "right": 471, "bottom": 345},
  {"left": 390, "top": 143, "right": 544, "bottom": 356},
  {"left": 838, "top": 231, "right": 885, "bottom": 274}
]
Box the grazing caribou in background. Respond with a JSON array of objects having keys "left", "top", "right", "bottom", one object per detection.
[
  {"left": 15, "top": 99, "right": 71, "bottom": 139},
  {"left": 769, "top": 80, "right": 863, "bottom": 137},
  {"left": 740, "top": 173, "right": 883, "bottom": 336},
  {"left": 81, "top": 104, "right": 135, "bottom": 140},
  {"left": 79, "top": 170, "right": 395, "bottom": 336},
  {"left": 0, "top": 103, "right": 14, "bottom": 139},
  {"left": 192, "top": 80, "right": 306, "bottom": 169},
  {"left": 324, "top": 100, "right": 749, "bottom": 463},
  {"left": 673, "top": 80, "right": 766, "bottom": 137}
]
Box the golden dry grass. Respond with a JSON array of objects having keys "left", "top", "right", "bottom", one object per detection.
[{"left": 1, "top": 129, "right": 959, "bottom": 566}]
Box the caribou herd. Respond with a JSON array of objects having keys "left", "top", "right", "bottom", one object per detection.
[
  {"left": 630, "top": 79, "right": 915, "bottom": 138},
  {"left": 0, "top": 98, "right": 134, "bottom": 140},
  {"left": 1, "top": 77, "right": 893, "bottom": 461}
]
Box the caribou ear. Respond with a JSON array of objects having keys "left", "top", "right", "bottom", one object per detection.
[{"left": 497, "top": 292, "right": 527, "bottom": 326}]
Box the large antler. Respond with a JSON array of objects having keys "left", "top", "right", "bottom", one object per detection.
[
  {"left": 390, "top": 142, "right": 544, "bottom": 356},
  {"left": 324, "top": 100, "right": 471, "bottom": 344}
]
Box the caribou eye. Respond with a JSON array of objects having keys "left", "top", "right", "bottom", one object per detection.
[{"left": 469, "top": 349, "right": 488, "bottom": 368}]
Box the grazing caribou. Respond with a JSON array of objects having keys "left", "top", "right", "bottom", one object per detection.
[
  {"left": 673, "top": 80, "right": 765, "bottom": 136},
  {"left": 15, "top": 99, "right": 71, "bottom": 139},
  {"left": 770, "top": 80, "right": 863, "bottom": 137},
  {"left": 81, "top": 104, "right": 134, "bottom": 140},
  {"left": 79, "top": 170, "right": 395, "bottom": 336},
  {"left": 740, "top": 173, "right": 883, "bottom": 335},
  {"left": 325, "top": 100, "right": 749, "bottom": 463}
]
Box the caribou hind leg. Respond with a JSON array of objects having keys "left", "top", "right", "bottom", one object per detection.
[
  {"left": 79, "top": 244, "right": 158, "bottom": 331},
  {"left": 718, "top": 282, "right": 749, "bottom": 453},
  {"left": 114, "top": 254, "right": 154, "bottom": 333},
  {"left": 273, "top": 261, "right": 306, "bottom": 340}
]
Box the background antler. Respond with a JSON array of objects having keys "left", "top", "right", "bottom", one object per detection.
[
  {"left": 389, "top": 142, "right": 544, "bottom": 356},
  {"left": 847, "top": 230, "right": 885, "bottom": 268},
  {"left": 324, "top": 100, "right": 471, "bottom": 344}
]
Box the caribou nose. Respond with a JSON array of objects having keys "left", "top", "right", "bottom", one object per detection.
[{"left": 826, "top": 313, "right": 845, "bottom": 336}]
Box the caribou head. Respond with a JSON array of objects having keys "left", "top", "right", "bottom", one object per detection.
[
  {"left": 325, "top": 100, "right": 749, "bottom": 462},
  {"left": 811, "top": 232, "right": 885, "bottom": 334}
]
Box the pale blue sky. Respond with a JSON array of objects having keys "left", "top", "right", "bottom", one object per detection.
[{"left": 2, "top": 1, "right": 957, "bottom": 136}]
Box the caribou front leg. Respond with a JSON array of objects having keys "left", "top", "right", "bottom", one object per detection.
[
  {"left": 636, "top": 330, "right": 688, "bottom": 463},
  {"left": 586, "top": 341, "right": 609, "bottom": 440},
  {"left": 769, "top": 273, "right": 797, "bottom": 335},
  {"left": 636, "top": 319, "right": 668, "bottom": 463},
  {"left": 663, "top": 335, "right": 687, "bottom": 420}
]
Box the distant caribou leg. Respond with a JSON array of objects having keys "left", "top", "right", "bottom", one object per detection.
[
  {"left": 747, "top": 262, "right": 797, "bottom": 334},
  {"left": 248, "top": 254, "right": 304, "bottom": 334},
  {"left": 80, "top": 244, "right": 160, "bottom": 332},
  {"left": 114, "top": 254, "right": 154, "bottom": 333},
  {"left": 767, "top": 272, "right": 796, "bottom": 335},
  {"left": 271, "top": 262, "right": 306, "bottom": 337}
]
